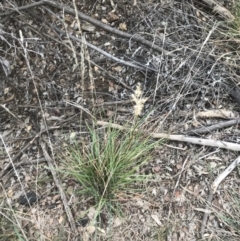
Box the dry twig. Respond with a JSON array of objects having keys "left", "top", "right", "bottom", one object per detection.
[
  {"left": 97, "top": 120, "right": 240, "bottom": 151},
  {"left": 184, "top": 118, "right": 240, "bottom": 135},
  {"left": 40, "top": 141, "right": 77, "bottom": 232},
  {"left": 200, "top": 156, "right": 240, "bottom": 236}
]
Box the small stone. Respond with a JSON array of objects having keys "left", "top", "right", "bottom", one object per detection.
[
  {"left": 18, "top": 191, "right": 39, "bottom": 206},
  {"left": 77, "top": 217, "right": 89, "bottom": 227}
]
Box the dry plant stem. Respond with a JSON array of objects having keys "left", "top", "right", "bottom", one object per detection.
[
  {"left": 200, "top": 0, "right": 234, "bottom": 21},
  {"left": 40, "top": 141, "right": 77, "bottom": 231},
  {"left": 93, "top": 96, "right": 158, "bottom": 107},
  {"left": 97, "top": 121, "right": 240, "bottom": 151},
  {"left": 0, "top": 0, "right": 172, "bottom": 56},
  {"left": 201, "top": 156, "right": 240, "bottom": 236},
  {"left": 184, "top": 118, "right": 240, "bottom": 135},
  {"left": 94, "top": 99, "right": 134, "bottom": 107}
]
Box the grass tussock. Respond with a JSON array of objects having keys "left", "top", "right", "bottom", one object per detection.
[{"left": 62, "top": 124, "right": 157, "bottom": 213}]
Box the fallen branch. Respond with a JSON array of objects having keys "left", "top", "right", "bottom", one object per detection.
[
  {"left": 97, "top": 120, "right": 240, "bottom": 151},
  {"left": 200, "top": 156, "right": 240, "bottom": 236},
  {"left": 0, "top": 0, "right": 172, "bottom": 56}
]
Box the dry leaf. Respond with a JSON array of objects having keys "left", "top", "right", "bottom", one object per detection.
[
  {"left": 174, "top": 190, "right": 186, "bottom": 202},
  {"left": 82, "top": 23, "right": 95, "bottom": 32},
  {"left": 175, "top": 190, "right": 181, "bottom": 198},
  {"left": 64, "top": 15, "right": 73, "bottom": 23},
  {"left": 104, "top": 42, "right": 111, "bottom": 46},
  {"left": 4, "top": 88, "right": 9, "bottom": 94},
  {"left": 96, "top": 98, "right": 104, "bottom": 105},
  {"left": 101, "top": 18, "right": 109, "bottom": 24},
  {"left": 26, "top": 125, "right": 32, "bottom": 132},
  {"left": 97, "top": 227, "right": 105, "bottom": 233},
  {"left": 106, "top": 110, "right": 114, "bottom": 117},
  {"left": 136, "top": 199, "right": 144, "bottom": 207},
  {"left": 88, "top": 84, "right": 95, "bottom": 90},
  {"left": 176, "top": 163, "right": 182, "bottom": 169},
  {"left": 192, "top": 120, "right": 200, "bottom": 127},
  {"left": 194, "top": 208, "right": 212, "bottom": 214},
  {"left": 87, "top": 207, "right": 97, "bottom": 219},
  {"left": 107, "top": 12, "right": 119, "bottom": 22},
  {"left": 59, "top": 216, "right": 64, "bottom": 224},
  {"left": 46, "top": 232, "right": 52, "bottom": 239},
  {"left": 119, "top": 22, "right": 127, "bottom": 31},
  {"left": 113, "top": 217, "right": 122, "bottom": 227},
  {"left": 209, "top": 162, "right": 217, "bottom": 168},
  {"left": 7, "top": 188, "right": 13, "bottom": 198},
  {"left": 152, "top": 188, "right": 157, "bottom": 196},
  {"left": 70, "top": 132, "right": 76, "bottom": 140},
  {"left": 112, "top": 66, "right": 123, "bottom": 72},
  {"left": 31, "top": 208, "right": 37, "bottom": 214},
  {"left": 25, "top": 173, "right": 31, "bottom": 182},
  {"left": 151, "top": 214, "right": 162, "bottom": 226},
  {"left": 86, "top": 225, "right": 95, "bottom": 234},
  {"left": 152, "top": 166, "right": 160, "bottom": 173}
]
